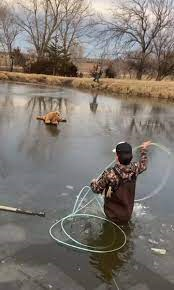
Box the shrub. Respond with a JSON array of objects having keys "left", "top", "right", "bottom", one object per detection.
[
  {"left": 105, "top": 66, "right": 116, "bottom": 78},
  {"left": 27, "top": 58, "right": 78, "bottom": 77}
]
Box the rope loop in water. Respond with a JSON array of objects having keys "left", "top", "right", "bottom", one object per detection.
[{"left": 49, "top": 143, "right": 172, "bottom": 253}]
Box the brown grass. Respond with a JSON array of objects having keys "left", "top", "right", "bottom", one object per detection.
[{"left": 1, "top": 71, "right": 174, "bottom": 100}]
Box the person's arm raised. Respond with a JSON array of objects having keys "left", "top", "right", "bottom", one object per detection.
[{"left": 136, "top": 141, "right": 152, "bottom": 174}]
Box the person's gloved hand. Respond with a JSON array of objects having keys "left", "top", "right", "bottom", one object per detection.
[{"left": 140, "top": 141, "right": 152, "bottom": 149}]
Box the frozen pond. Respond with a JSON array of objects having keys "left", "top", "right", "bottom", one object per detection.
[{"left": 0, "top": 82, "right": 174, "bottom": 290}]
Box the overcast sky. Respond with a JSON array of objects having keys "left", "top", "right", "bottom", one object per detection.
[
  {"left": 11, "top": 0, "right": 114, "bottom": 56},
  {"left": 92, "top": 0, "right": 113, "bottom": 12}
]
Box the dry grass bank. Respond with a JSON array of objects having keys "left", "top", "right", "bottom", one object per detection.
[{"left": 1, "top": 71, "right": 174, "bottom": 100}]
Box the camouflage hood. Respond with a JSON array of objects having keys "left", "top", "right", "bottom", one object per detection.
[{"left": 114, "top": 163, "right": 137, "bottom": 182}]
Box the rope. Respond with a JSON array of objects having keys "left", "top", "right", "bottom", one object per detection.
[
  {"left": 49, "top": 143, "right": 171, "bottom": 252},
  {"left": 49, "top": 142, "right": 172, "bottom": 288}
]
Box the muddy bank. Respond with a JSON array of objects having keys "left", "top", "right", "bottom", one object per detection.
[{"left": 1, "top": 71, "right": 174, "bottom": 100}]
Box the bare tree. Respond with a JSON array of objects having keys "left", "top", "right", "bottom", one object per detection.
[
  {"left": 153, "top": 29, "right": 174, "bottom": 80},
  {"left": 0, "top": 2, "right": 20, "bottom": 71},
  {"left": 55, "top": 0, "right": 90, "bottom": 61},
  {"left": 94, "top": 0, "right": 173, "bottom": 80},
  {"left": 69, "top": 41, "right": 84, "bottom": 62},
  {"left": 16, "top": 0, "right": 65, "bottom": 59}
]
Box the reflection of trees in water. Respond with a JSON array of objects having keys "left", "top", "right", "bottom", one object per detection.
[
  {"left": 1, "top": 95, "right": 14, "bottom": 108},
  {"left": 88, "top": 222, "right": 134, "bottom": 284},
  {"left": 26, "top": 96, "right": 68, "bottom": 113},
  {"left": 0, "top": 95, "right": 14, "bottom": 124},
  {"left": 0, "top": 95, "right": 14, "bottom": 178},
  {"left": 139, "top": 106, "right": 174, "bottom": 139},
  {"left": 0, "top": 93, "right": 69, "bottom": 168},
  {"left": 111, "top": 103, "right": 143, "bottom": 136},
  {"left": 17, "top": 96, "right": 71, "bottom": 163},
  {"left": 25, "top": 95, "right": 69, "bottom": 129},
  {"left": 26, "top": 96, "right": 69, "bottom": 128},
  {"left": 96, "top": 102, "right": 174, "bottom": 141},
  {"left": 90, "top": 91, "right": 99, "bottom": 113},
  {"left": 18, "top": 95, "right": 76, "bottom": 163}
]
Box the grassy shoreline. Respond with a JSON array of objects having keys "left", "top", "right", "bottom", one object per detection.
[{"left": 1, "top": 71, "right": 174, "bottom": 100}]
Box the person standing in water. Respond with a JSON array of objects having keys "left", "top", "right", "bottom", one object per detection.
[{"left": 91, "top": 141, "right": 151, "bottom": 224}]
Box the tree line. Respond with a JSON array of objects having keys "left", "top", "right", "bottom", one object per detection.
[
  {"left": 0, "top": 0, "right": 90, "bottom": 75},
  {"left": 92, "top": 0, "right": 174, "bottom": 80},
  {"left": 1, "top": 0, "right": 174, "bottom": 80}
]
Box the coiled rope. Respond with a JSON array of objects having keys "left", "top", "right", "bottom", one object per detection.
[
  {"left": 49, "top": 143, "right": 172, "bottom": 290},
  {"left": 49, "top": 143, "right": 172, "bottom": 254}
]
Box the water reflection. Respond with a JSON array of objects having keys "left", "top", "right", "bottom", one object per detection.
[
  {"left": 90, "top": 91, "right": 99, "bottom": 113},
  {"left": 17, "top": 96, "right": 68, "bottom": 162},
  {"left": 45, "top": 124, "right": 60, "bottom": 137},
  {"left": 139, "top": 107, "right": 174, "bottom": 140},
  {"left": 96, "top": 100, "right": 174, "bottom": 141},
  {"left": 0, "top": 83, "right": 174, "bottom": 289},
  {"left": 0, "top": 154, "right": 10, "bottom": 178},
  {"left": 25, "top": 96, "right": 69, "bottom": 127},
  {"left": 0, "top": 93, "right": 73, "bottom": 164},
  {"left": 88, "top": 222, "right": 134, "bottom": 284},
  {"left": 26, "top": 96, "right": 68, "bottom": 114},
  {"left": 25, "top": 95, "right": 69, "bottom": 129},
  {"left": 0, "top": 95, "right": 15, "bottom": 178},
  {"left": 120, "top": 103, "right": 173, "bottom": 139},
  {"left": 0, "top": 95, "right": 14, "bottom": 126},
  {"left": 0, "top": 89, "right": 173, "bottom": 167}
]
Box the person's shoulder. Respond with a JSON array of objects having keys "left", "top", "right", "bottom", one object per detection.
[
  {"left": 105, "top": 167, "right": 115, "bottom": 174},
  {"left": 104, "top": 167, "right": 118, "bottom": 179},
  {"left": 130, "top": 162, "right": 140, "bottom": 175},
  {"left": 130, "top": 162, "right": 139, "bottom": 170},
  {"left": 105, "top": 166, "right": 120, "bottom": 184}
]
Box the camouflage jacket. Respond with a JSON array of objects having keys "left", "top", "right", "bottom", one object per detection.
[{"left": 90, "top": 148, "right": 148, "bottom": 195}]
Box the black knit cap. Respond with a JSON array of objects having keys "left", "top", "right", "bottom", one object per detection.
[{"left": 116, "top": 142, "right": 132, "bottom": 154}]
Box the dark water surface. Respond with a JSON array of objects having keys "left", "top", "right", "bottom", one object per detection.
[{"left": 0, "top": 82, "right": 174, "bottom": 290}]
